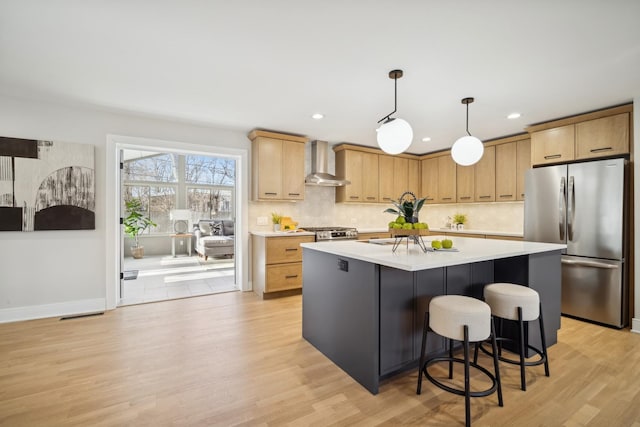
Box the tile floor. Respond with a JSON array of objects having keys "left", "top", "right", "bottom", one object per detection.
[{"left": 121, "top": 254, "right": 237, "bottom": 306}]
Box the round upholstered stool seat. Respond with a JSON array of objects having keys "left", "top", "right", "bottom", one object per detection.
[
  {"left": 430, "top": 295, "right": 491, "bottom": 342},
  {"left": 477, "top": 283, "right": 550, "bottom": 392},
  {"left": 484, "top": 283, "right": 540, "bottom": 321},
  {"left": 417, "top": 295, "right": 503, "bottom": 427}
]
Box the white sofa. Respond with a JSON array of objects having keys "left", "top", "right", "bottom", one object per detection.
[{"left": 193, "top": 219, "right": 234, "bottom": 260}]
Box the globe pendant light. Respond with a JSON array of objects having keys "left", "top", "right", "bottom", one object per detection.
[
  {"left": 451, "top": 97, "right": 484, "bottom": 166},
  {"left": 376, "top": 69, "right": 413, "bottom": 155}
]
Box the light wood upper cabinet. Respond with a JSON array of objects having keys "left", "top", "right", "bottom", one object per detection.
[
  {"left": 575, "top": 113, "right": 629, "bottom": 159},
  {"left": 335, "top": 148, "right": 379, "bottom": 203},
  {"left": 495, "top": 142, "right": 517, "bottom": 202},
  {"left": 362, "top": 152, "right": 379, "bottom": 202},
  {"left": 378, "top": 155, "right": 395, "bottom": 203},
  {"left": 407, "top": 158, "right": 420, "bottom": 197},
  {"left": 516, "top": 139, "right": 531, "bottom": 200},
  {"left": 438, "top": 155, "right": 457, "bottom": 203},
  {"left": 249, "top": 130, "right": 307, "bottom": 201},
  {"left": 282, "top": 140, "right": 305, "bottom": 200},
  {"left": 531, "top": 124, "right": 575, "bottom": 165},
  {"left": 393, "top": 157, "right": 410, "bottom": 197},
  {"left": 528, "top": 105, "right": 631, "bottom": 166},
  {"left": 475, "top": 145, "right": 495, "bottom": 202},
  {"left": 456, "top": 164, "right": 474, "bottom": 203},
  {"left": 421, "top": 157, "right": 439, "bottom": 203}
]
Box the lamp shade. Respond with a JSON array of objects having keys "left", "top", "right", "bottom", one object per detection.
[
  {"left": 451, "top": 135, "right": 484, "bottom": 166},
  {"left": 376, "top": 118, "right": 413, "bottom": 155},
  {"left": 170, "top": 209, "right": 191, "bottom": 221}
]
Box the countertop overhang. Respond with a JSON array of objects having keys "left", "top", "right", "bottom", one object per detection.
[{"left": 301, "top": 236, "right": 566, "bottom": 271}]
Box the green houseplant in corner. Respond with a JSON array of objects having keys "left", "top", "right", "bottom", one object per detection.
[{"left": 124, "top": 198, "right": 157, "bottom": 259}]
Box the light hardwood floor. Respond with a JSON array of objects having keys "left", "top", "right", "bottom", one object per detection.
[{"left": 1, "top": 292, "right": 640, "bottom": 426}]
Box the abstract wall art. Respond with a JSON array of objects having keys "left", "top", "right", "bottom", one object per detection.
[{"left": 0, "top": 136, "right": 95, "bottom": 231}]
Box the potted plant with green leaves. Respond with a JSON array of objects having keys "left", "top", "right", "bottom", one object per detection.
[
  {"left": 453, "top": 213, "right": 467, "bottom": 230},
  {"left": 124, "top": 198, "right": 157, "bottom": 259},
  {"left": 384, "top": 191, "right": 426, "bottom": 224},
  {"left": 271, "top": 212, "right": 282, "bottom": 232}
]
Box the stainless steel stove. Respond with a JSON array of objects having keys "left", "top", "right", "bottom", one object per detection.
[{"left": 300, "top": 226, "right": 358, "bottom": 241}]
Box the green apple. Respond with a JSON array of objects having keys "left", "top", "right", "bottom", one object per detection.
[
  {"left": 431, "top": 240, "right": 442, "bottom": 249},
  {"left": 396, "top": 216, "right": 406, "bottom": 225},
  {"left": 442, "top": 239, "right": 453, "bottom": 249},
  {"left": 392, "top": 223, "right": 403, "bottom": 229},
  {"left": 402, "top": 223, "right": 413, "bottom": 230},
  {"left": 388, "top": 221, "right": 396, "bottom": 229}
]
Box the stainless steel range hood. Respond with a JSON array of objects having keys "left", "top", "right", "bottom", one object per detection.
[{"left": 305, "top": 140, "right": 350, "bottom": 186}]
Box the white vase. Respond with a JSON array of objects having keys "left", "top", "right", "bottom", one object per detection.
[
  {"left": 273, "top": 224, "right": 281, "bottom": 232},
  {"left": 457, "top": 223, "right": 464, "bottom": 230}
]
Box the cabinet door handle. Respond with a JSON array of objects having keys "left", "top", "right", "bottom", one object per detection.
[
  {"left": 479, "top": 195, "right": 491, "bottom": 199},
  {"left": 366, "top": 196, "right": 376, "bottom": 200},
  {"left": 288, "top": 193, "right": 300, "bottom": 196},
  {"left": 499, "top": 194, "right": 513, "bottom": 198},
  {"left": 285, "top": 274, "right": 299, "bottom": 279},
  {"left": 460, "top": 196, "right": 471, "bottom": 200},
  {"left": 349, "top": 196, "right": 360, "bottom": 200},
  {"left": 382, "top": 197, "right": 392, "bottom": 201},
  {"left": 265, "top": 192, "right": 278, "bottom": 195},
  {"left": 544, "top": 154, "right": 562, "bottom": 160},
  {"left": 590, "top": 147, "right": 613, "bottom": 153},
  {"left": 426, "top": 197, "right": 434, "bottom": 201},
  {"left": 285, "top": 248, "right": 298, "bottom": 252},
  {"left": 442, "top": 197, "right": 452, "bottom": 201}
]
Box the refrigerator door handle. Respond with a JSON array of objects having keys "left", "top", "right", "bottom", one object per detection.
[
  {"left": 561, "top": 258, "right": 619, "bottom": 269},
  {"left": 567, "top": 176, "right": 574, "bottom": 241},
  {"left": 559, "top": 176, "right": 566, "bottom": 240}
]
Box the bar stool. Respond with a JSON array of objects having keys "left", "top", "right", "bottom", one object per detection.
[
  {"left": 478, "top": 283, "right": 549, "bottom": 391},
  {"left": 417, "top": 295, "right": 503, "bottom": 427}
]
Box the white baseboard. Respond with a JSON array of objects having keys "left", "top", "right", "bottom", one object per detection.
[
  {"left": 0, "top": 298, "right": 106, "bottom": 324},
  {"left": 632, "top": 318, "right": 640, "bottom": 334}
]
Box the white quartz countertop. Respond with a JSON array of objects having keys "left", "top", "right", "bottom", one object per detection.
[
  {"left": 250, "top": 230, "right": 315, "bottom": 237},
  {"left": 301, "top": 236, "right": 565, "bottom": 272},
  {"left": 357, "top": 227, "right": 523, "bottom": 238}
]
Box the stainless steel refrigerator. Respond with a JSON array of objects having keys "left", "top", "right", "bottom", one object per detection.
[{"left": 524, "top": 158, "right": 628, "bottom": 328}]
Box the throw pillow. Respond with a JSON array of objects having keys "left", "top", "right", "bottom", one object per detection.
[{"left": 210, "top": 221, "right": 223, "bottom": 236}]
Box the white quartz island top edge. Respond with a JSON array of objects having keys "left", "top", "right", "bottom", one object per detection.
[{"left": 301, "top": 236, "right": 566, "bottom": 272}]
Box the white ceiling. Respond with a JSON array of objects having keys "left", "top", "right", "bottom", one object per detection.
[{"left": 1, "top": 1, "right": 639, "bottom": 154}]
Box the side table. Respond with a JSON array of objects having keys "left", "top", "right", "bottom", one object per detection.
[{"left": 170, "top": 233, "right": 192, "bottom": 257}]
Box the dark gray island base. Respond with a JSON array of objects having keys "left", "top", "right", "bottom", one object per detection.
[{"left": 301, "top": 240, "right": 562, "bottom": 395}]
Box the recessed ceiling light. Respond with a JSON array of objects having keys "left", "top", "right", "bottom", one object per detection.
[
  {"left": 507, "top": 112, "right": 521, "bottom": 119},
  {"left": 311, "top": 113, "right": 324, "bottom": 120},
  {"left": 422, "top": 137, "right": 431, "bottom": 142}
]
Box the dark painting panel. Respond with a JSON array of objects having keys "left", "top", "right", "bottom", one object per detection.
[{"left": 0, "top": 138, "right": 95, "bottom": 231}]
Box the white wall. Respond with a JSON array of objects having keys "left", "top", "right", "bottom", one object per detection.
[{"left": 0, "top": 95, "right": 250, "bottom": 322}]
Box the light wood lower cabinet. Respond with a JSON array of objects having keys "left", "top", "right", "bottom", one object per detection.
[
  {"left": 357, "top": 231, "right": 391, "bottom": 240},
  {"left": 252, "top": 234, "right": 315, "bottom": 298}
]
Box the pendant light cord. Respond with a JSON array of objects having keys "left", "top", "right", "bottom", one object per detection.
[
  {"left": 377, "top": 75, "right": 398, "bottom": 124},
  {"left": 466, "top": 102, "right": 471, "bottom": 136}
]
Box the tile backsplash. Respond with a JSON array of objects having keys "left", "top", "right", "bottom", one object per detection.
[{"left": 249, "top": 185, "right": 524, "bottom": 234}]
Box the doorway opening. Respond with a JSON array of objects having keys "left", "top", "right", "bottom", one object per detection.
[
  {"left": 120, "top": 149, "right": 237, "bottom": 305},
  {"left": 106, "top": 135, "right": 249, "bottom": 310}
]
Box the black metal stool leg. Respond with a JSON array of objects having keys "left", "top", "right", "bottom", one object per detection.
[
  {"left": 449, "top": 338, "right": 454, "bottom": 379},
  {"left": 463, "top": 325, "right": 471, "bottom": 427},
  {"left": 417, "top": 311, "right": 429, "bottom": 394},
  {"left": 538, "top": 302, "right": 550, "bottom": 377},
  {"left": 490, "top": 317, "right": 503, "bottom": 407},
  {"left": 517, "top": 306, "right": 526, "bottom": 391}
]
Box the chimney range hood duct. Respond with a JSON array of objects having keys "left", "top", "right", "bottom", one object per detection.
[{"left": 305, "top": 140, "right": 350, "bottom": 186}]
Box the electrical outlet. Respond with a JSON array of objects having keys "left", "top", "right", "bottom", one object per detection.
[
  {"left": 338, "top": 259, "right": 348, "bottom": 272},
  {"left": 257, "top": 216, "right": 268, "bottom": 226},
  {"left": 180, "top": 240, "right": 184, "bottom": 246}
]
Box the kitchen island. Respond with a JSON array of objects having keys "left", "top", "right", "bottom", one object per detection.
[{"left": 301, "top": 236, "right": 566, "bottom": 394}]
